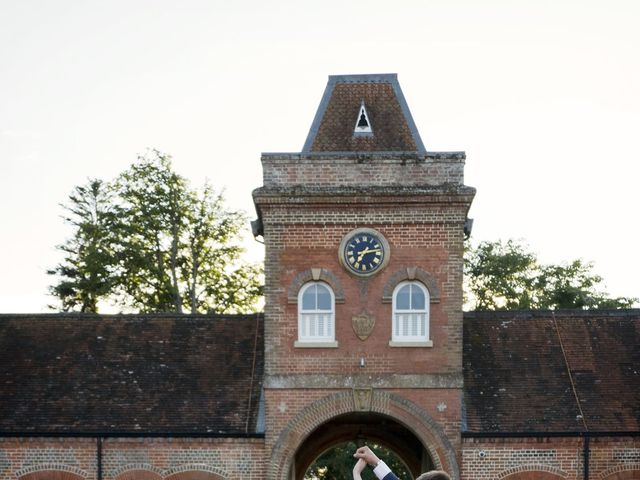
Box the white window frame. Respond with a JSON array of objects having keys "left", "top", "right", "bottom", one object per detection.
[
  {"left": 295, "top": 282, "right": 338, "bottom": 348},
  {"left": 390, "top": 281, "right": 432, "bottom": 347}
]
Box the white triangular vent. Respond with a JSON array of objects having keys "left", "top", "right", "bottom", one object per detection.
[{"left": 354, "top": 102, "right": 373, "bottom": 134}]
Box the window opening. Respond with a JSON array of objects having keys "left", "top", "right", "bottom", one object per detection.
[
  {"left": 354, "top": 102, "right": 373, "bottom": 134},
  {"left": 392, "top": 281, "right": 429, "bottom": 342},
  {"left": 298, "top": 282, "right": 335, "bottom": 343}
]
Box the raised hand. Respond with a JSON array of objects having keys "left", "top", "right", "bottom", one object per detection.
[{"left": 353, "top": 445, "right": 381, "bottom": 467}]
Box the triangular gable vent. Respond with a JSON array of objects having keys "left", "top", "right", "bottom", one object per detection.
[{"left": 354, "top": 102, "right": 373, "bottom": 135}]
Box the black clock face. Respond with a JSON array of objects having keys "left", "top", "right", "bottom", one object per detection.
[{"left": 340, "top": 229, "right": 389, "bottom": 276}]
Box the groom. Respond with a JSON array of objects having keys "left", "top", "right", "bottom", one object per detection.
[{"left": 353, "top": 446, "right": 451, "bottom": 480}]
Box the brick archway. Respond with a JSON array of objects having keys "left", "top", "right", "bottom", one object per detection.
[
  {"left": 599, "top": 465, "right": 640, "bottom": 480},
  {"left": 114, "top": 465, "right": 227, "bottom": 480},
  {"left": 267, "top": 390, "right": 459, "bottom": 480},
  {"left": 501, "top": 473, "right": 565, "bottom": 480},
  {"left": 115, "top": 468, "right": 163, "bottom": 480},
  {"left": 381, "top": 267, "right": 441, "bottom": 304},
  {"left": 18, "top": 469, "right": 87, "bottom": 480},
  {"left": 498, "top": 465, "right": 567, "bottom": 480},
  {"left": 287, "top": 268, "right": 345, "bottom": 304},
  {"left": 294, "top": 412, "right": 428, "bottom": 478},
  {"left": 165, "top": 471, "right": 225, "bottom": 480}
]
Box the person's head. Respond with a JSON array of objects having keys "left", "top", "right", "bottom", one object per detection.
[{"left": 416, "top": 471, "right": 451, "bottom": 480}]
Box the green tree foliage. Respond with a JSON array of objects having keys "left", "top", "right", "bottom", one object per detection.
[
  {"left": 304, "top": 442, "right": 411, "bottom": 480},
  {"left": 49, "top": 151, "right": 262, "bottom": 314},
  {"left": 465, "top": 239, "right": 637, "bottom": 310},
  {"left": 48, "top": 179, "right": 116, "bottom": 312}
]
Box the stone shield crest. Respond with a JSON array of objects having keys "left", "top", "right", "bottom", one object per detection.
[{"left": 352, "top": 312, "right": 375, "bottom": 340}]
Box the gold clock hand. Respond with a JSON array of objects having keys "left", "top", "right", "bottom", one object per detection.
[
  {"left": 357, "top": 247, "right": 381, "bottom": 262},
  {"left": 356, "top": 248, "right": 370, "bottom": 262}
]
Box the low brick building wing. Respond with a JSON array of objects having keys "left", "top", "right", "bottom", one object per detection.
[
  {"left": 0, "top": 314, "right": 264, "bottom": 435},
  {"left": 463, "top": 309, "right": 640, "bottom": 434},
  {"left": 2, "top": 310, "right": 637, "bottom": 436}
]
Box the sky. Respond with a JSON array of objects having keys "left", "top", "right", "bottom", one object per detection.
[{"left": 1, "top": 0, "right": 639, "bottom": 312}]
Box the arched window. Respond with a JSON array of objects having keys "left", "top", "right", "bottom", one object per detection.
[
  {"left": 297, "top": 282, "right": 336, "bottom": 346},
  {"left": 391, "top": 281, "right": 430, "bottom": 345}
]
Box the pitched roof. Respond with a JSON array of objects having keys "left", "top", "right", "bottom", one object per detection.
[
  {"left": 302, "top": 74, "right": 426, "bottom": 154},
  {"left": 1, "top": 309, "right": 638, "bottom": 436},
  {"left": 463, "top": 309, "right": 640, "bottom": 434},
  {"left": 0, "top": 314, "right": 264, "bottom": 435}
]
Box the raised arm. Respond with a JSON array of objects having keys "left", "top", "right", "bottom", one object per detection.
[
  {"left": 354, "top": 446, "right": 398, "bottom": 480},
  {"left": 353, "top": 458, "right": 367, "bottom": 480}
]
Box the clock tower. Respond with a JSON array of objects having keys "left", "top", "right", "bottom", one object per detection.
[{"left": 252, "top": 74, "right": 475, "bottom": 480}]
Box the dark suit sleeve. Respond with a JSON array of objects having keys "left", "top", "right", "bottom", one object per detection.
[{"left": 382, "top": 473, "right": 400, "bottom": 480}]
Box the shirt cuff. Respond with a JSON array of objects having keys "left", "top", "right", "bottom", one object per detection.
[{"left": 372, "top": 460, "right": 392, "bottom": 480}]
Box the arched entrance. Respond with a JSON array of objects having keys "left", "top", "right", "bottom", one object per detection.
[
  {"left": 267, "top": 390, "right": 459, "bottom": 480},
  {"left": 295, "top": 412, "right": 433, "bottom": 479}
]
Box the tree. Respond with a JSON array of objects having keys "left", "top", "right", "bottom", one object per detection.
[
  {"left": 49, "top": 151, "right": 262, "bottom": 314},
  {"left": 181, "top": 184, "right": 262, "bottom": 314},
  {"left": 111, "top": 152, "right": 189, "bottom": 312},
  {"left": 112, "top": 151, "right": 262, "bottom": 313},
  {"left": 464, "top": 239, "right": 637, "bottom": 310},
  {"left": 304, "top": 441, "right": 410, "bottom": 480},
  {"left": 464, "top": 239, "right": 537, "bottom": 310},
  {"left": 47, "top": 179, "right": 116, "bottom": 312},
  {"left": 535, "top": 260, "right": 636, "bottom": 309}
]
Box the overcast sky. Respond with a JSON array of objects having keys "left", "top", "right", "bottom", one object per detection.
[{"left": 1, "top": 0, "right": 638, "bottom": 312}]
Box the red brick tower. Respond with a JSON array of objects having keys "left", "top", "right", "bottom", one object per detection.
[{"left": 252, "top": 74, "right": 475, "bottom": 480}]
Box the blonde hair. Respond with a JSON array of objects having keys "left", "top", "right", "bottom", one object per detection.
[{"left": 416, "top": 471, "right": 451, "bottom": 480}]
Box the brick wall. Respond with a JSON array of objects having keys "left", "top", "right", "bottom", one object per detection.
[
  {"left": 255, "top": 151, "right": 474, "bottom": 479},
  {"left": 461, "top": 436, "right": 640, "bottom": 480},
  {"left": 258, "top": 203, "right": 470, "bottom": 376},
  {"left": 0, "top": 438, "right": 265, "bottom": 480},
  {"left": 0, "top": 438, "right": 95, "bottom": 480},
  {"left": 261, "top": 154, "right": 466, "bottom": 188},
  {"left": 3, "top": 435, "right": 636, "bottom": 480}
]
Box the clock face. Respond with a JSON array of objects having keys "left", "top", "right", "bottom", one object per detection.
[{"left": 339, "top": 228, "right": 390, "bottom": 277}]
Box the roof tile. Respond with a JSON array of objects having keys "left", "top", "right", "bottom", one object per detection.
[
  {"left": 0, "top": 314, "right": 263, "bottom": 435},
  {"left": 463, "top": 310, "right": 640, "bottom": 434},
  {"left": 302, "top": 74, "right": 425, "bottom": 153}
]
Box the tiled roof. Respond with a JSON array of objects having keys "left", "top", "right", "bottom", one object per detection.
[
  {"left": 302, "top": 74, "right": 426, "bottom": 153},
  {"left": 1, "top": 309, "right": 638, "bottom": 436},
  {"left": 0, "top": 314, "right": 264, "bottom": 435},
  {"left": 463, "top": 309, "right": 640, "bottom": 434}
]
